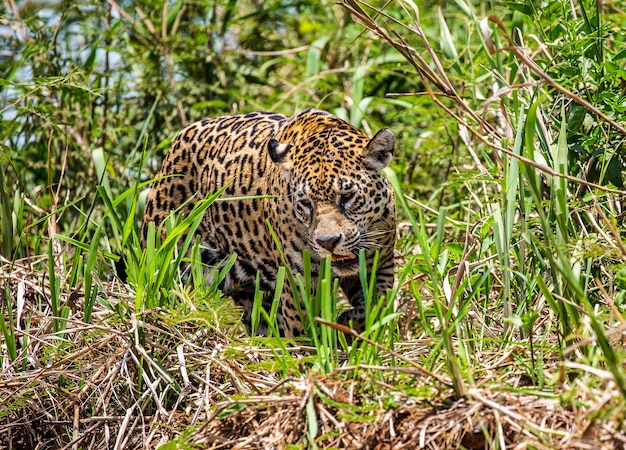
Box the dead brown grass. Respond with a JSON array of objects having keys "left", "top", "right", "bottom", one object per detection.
[{"left": 2, "top": 259, "right": 626, "bottom": 449}]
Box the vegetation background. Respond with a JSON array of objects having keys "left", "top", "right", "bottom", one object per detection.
[{"left": 2, "top": 0, "right": 626, "bottom": 448}]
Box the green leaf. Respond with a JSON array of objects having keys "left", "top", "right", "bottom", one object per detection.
[
  {"left": 438, "top": 7, "right": 462, "bottom": 75},
  {"left": 166, "top": 0, "right": 185, "bottom": 34}
]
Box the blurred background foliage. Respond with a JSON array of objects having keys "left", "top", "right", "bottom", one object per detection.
[{"left": 1, "top": 0, "right": 439, "bottom": 254}]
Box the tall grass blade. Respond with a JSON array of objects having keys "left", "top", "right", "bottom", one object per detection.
[
  {"left": 83, "top": 220, "right": 104, "bottom": 323},
  {"left": 0, "top": 283, "right": 17, "bottom": 363},
  {"left": 0, "top": 171, "right": 13, "bottom": 259}
]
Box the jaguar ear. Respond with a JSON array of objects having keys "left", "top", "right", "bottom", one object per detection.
[
  {"left": 363, "top": 129, "right": 394, "bottom": 171},
  {"left": 268, "top": 139, "right": 291, "bottom": 163},
  {"left": 268, "top": 139, "right": 293, "bottom": 179}
]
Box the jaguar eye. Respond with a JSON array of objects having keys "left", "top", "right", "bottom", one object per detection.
[
  {"left": 338, "top": 191, "right": 356, "bottom": 208},
  {"left": 299, "top": 198, "right": 313, "bottom": 215}
]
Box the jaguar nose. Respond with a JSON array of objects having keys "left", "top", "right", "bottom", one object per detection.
[{"left": 316, "top": 234, "right": 343, "bottom": 252}]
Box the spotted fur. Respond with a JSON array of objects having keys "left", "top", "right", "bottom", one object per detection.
[{"left": 143, "top": 109, "right": 396, "bottom": 337}]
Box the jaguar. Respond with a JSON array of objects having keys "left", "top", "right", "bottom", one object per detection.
[{"left": 143, "top": 108, "right": 396, "bottom": 337}]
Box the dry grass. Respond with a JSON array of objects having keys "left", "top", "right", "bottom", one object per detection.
[{"left": 2, "top": 258, "right": 626, "bottom": 449}]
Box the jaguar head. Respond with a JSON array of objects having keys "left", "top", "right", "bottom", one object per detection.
[{"left": 268, "top": 110, "right": 395, "bottom": 275}]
